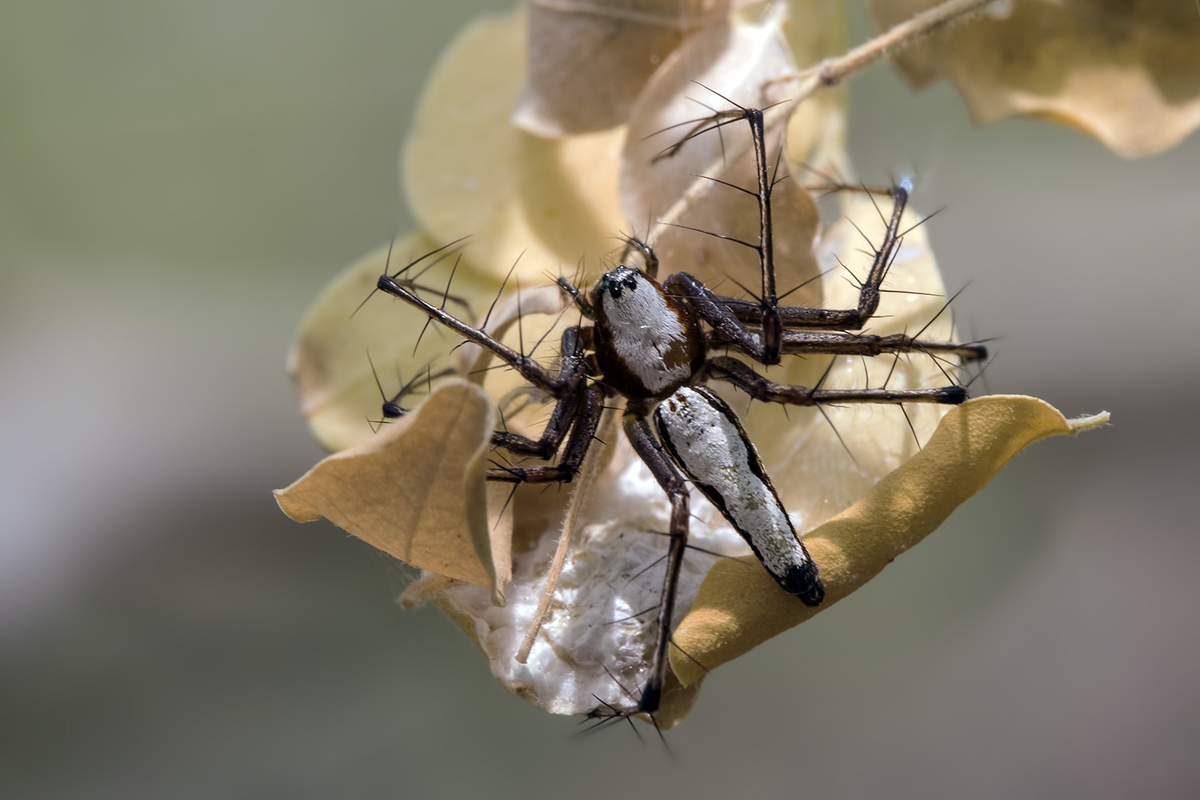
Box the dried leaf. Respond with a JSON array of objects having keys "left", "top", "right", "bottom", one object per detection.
[
  {"left": 671, "top": 396, "right": 1110, "bottom": 685},
  {"left": 869, "top": 0, "right": 1200, "bottom": 158},
  {"left": 513, "top": 0, "right": 732, "bottom": 137},
  {"left": 275, "top": 380, "right": 510, "bottom": 601},
  {"left": 287, "top": 234, "right": 497, "bottom": 453},
  {"left": 621, "top": 18, "right": 822, "bottom": 306},
  {"left": 404, "top": 9, "right": 628, "bottom": 286}
]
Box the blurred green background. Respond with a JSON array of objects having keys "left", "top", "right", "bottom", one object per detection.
[{"left": 2, "top": 2, "right": 1197, "bottom": 798}]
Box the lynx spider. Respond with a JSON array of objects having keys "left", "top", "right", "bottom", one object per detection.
[{"left": 372, "top": 103, "right": 986, "bottom": 723}]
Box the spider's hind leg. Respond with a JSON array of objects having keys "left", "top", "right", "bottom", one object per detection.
[
  {"left": 705, "top": 355, "right": 969, "bottom": 407},
  {"left": 621, "top": 409, "right": 691, "bottom": 715}
]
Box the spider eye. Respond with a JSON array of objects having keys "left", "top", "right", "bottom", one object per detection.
[{"left": 622, "top": 276, "right": 637, "bottom": 290}]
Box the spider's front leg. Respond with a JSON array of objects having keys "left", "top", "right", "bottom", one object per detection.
[
  {"left": 378, "top": 271, "right": 566, "bottom": 396},
  {"left": 700, "top": 105, "right": 908, "bottom": 336},
  {"left": 375, "top": 263, "right": 603, "bottom": 483}
]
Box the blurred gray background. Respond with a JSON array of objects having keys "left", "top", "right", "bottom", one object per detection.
[{"left": 2, "top": 2, "right": 1197, "bottom": 798}]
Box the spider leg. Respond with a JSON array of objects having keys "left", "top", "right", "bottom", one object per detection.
[
  {"left": 375, "top": 301, "right": 601, "bottom": 481},
  {"left": 667, "top": 108, "right": 785, "bottom": 361},
  {"left": 622, "top": 409, "right": 690, "bottom": 715},
  {"left": 667, "top": 185, "right": 909, "bottom": 362},
  {"left": 707, "top": 329, "right": 988, "bottom": 363},
  {"left": 664, "top": 270, "right": 776, "bottom": 363},
  {"left": 378, "top": 267, "right": 566, "bottom": 396},
  {"left": 555, "top": 276, "right": 593, "bottom": 319},
  {"left": 384, "top": 376, "right": 589, "bottom": 466},
  {"left": 705, "top": 355, "right": 967, "bottom": 406},
  {"left": 660, "top": 106, "right": 935, "bottom": 342},
  {"left": 618, "top": 236, "right": 659, "bottom": 279},
  {"left": 487, "top": 383, "right": 605, "bottom": 484},
  {"left": 662, "top": 104, "right": 907, "bottom": 336},
  {"left": 378, "top": 364, "right": 457, "bottom": 421},
  {"left": 744, "top": 108, "right": 782, "bottom": 361},
  {"left": 712, "top": 184, "right": 910, "bottom": 331},
  {"left": 485, "top": 325, "right": 592, "bottom": 459}
]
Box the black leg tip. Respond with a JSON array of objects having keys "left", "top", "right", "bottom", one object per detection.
[
  {"left": 381, "top": 402, "right": 403, "bottom": 418},
  {"left": 940, "top": 386, "right": 968, "bottom": 405},
  {"left": 639, "top": 683, "right": 663, "bottom": 715},
  {"left": 783, "top": 561, "right": 825, "bottom": 607}
]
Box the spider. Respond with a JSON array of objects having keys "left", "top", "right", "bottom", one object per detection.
[{"left": 372, "top": 105, "right": 986, "bottom": 720}]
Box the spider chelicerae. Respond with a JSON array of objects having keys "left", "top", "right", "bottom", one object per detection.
[{"left": 371, "top": 105, "right": 986, "bottom": 721}]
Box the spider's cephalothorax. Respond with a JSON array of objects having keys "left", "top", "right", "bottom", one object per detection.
[
  {"left": 591, "top": 266, "right": 706, "bottom": 403},
  {"left": 373, "top": 105, "right": 988, "bottom": 722}
]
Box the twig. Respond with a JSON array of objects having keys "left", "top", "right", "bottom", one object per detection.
[{"left": 515, "top": 405, "right": 620, "bottom": 663}]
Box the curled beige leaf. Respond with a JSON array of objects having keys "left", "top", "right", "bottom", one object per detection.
[
  {"left": 404, "top": 9, "right": 628, "bottom": 286},
  {"left": 275, "top": 380, "right": 511, "bottom": 601},
  {"left": 513, "top": 0, "right": 733, "bottom": 137},
  {"left": 671, "top": 395, "right": 1110, "bottom": 685},
  {"left": 287, "top": 234, "right": 498, "bottom": 453},
  {"left": 869, "top": 0, "right": 1200, "bottom": 158},
  {"left": 621, "top": 17, "right": 821, "bottom": 305}
]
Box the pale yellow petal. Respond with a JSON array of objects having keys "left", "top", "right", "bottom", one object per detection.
[
  {"left": 404, "top": 9, "right": 627, "bottom": 286},
  {"left": 513, "top": 0, "right": 732, "bottom": 136},
  {"left": 670, "top": 395, "right": 1110, "bottom": 685},
  {"left": 869, "top": 0, "right": 1200, "bottom": 158},
  {"left": 275, "top": 380, "right": 508, "bottom": 599},
  {"left": 288, "top": 233, "right": 497, "bottom": 453}
]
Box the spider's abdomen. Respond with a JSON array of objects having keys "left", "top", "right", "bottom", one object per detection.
[
  {"left": 654, "top": 385, "right": 824, "bottom": 607},
  {"left": 591, "top": 266, "right": 705, "bottom": 402}
]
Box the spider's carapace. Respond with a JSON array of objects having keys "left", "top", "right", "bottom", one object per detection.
[{"left": 591, "top": 266, "right": 706, "bottom": 403}]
